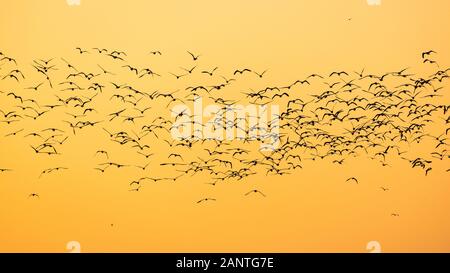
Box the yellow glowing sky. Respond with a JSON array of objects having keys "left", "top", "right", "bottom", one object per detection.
[{"left": 0, "top": 0, "right": 449, "bottom": 253}]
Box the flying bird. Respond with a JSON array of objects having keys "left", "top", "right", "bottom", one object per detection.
[
  {"left": 346, "top": 177, "right": 359, "bottom": 184},
  {"left": 187, "top": 51, "right": 201, "bottom": 61}
]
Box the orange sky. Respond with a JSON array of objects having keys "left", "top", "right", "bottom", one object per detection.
[{"left": 0, "top": 0, "right": 449, "bottom": 253}]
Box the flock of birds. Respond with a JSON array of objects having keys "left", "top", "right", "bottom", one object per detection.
[{"left": 0, "top": 48, "right": 449, "bottom": 212}]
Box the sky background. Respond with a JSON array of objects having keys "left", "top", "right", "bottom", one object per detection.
[{"left": 0, "top": 0, "right": 449, "bottom": 252}]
